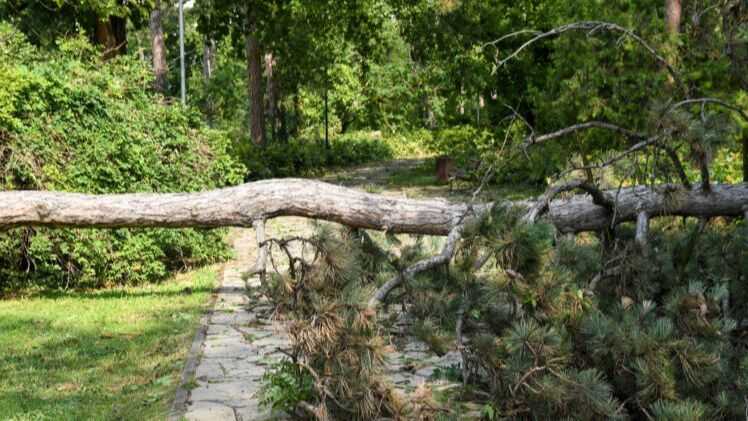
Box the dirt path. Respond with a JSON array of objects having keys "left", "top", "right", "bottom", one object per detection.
[
  {"left": 321, "top": 158, "right": 424, "bottom": 187},
  {"left": 173, "top": 160, "right": 463, "bottom": 420}
]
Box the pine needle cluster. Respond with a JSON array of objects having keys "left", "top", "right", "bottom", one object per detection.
[
  {"left": 429, "top": 208, "right": 748, "bottom": 420},
  {"left": 261, "top": 226, "right": 437, "bottom": 420},
  {"left": 261, "top": 211, "right": 748, "bottom": 420}
]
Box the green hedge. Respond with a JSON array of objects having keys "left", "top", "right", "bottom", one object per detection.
[
  {"left": 237, "top": 129, "right": 434, "bottom": 180},
  {"left": 0, "top": 25, "right": 245, "bottom": 290}
]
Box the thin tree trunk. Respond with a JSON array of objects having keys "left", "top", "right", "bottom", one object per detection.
[
  {"left": 202, "top": 38, "right": 217, "bottom": 125},
  {"left": 246, "top": 15, "right": 264, "bottom": 146},
  {"left": 202, "top": 39, "right": 216, "bottom": 80},
  {"left": 150, "top": 0, "right": 169, "bottom": 93},
  {"left": 278, "top": 101, "right": 288, "bottom": 142},
  {"left": 324, "top": 86, "right": 329, "bottom": 149},
  {"left": 95, "top": 18, "right": 116, "bottom": 59},
  {"left": 95, "top": 16, "right": 127, "bottom": 59},
  {"left": 664, "top": 0, "right": 682, "bottom": 86},
  {"left": 110, "top": 16, "right": 127, "bottom": 54},
  {"left": 665, "top": 0, "right": 682, "bottom": 34},
  {"left": 264, "top": 53, "right": 277, "bottom": 142},
  {"left": 743, "top": 134, "right": 748, "bottom": 183},
  {"left": 293, "top": 90, "right": 302, "bottom": 136}
]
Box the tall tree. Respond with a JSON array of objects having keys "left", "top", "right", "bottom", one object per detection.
[
  {"left": 149, "top": 0, "right": 168, "bottom": 93},
  {"left": 665, "top": 0, "right": 682, "bottom": 34},
  {"left": 265, "top": 52, "right": 278, "bottom": 142},
  {"left": 246, "top": 10, "right": 265, "bottom": 146}
]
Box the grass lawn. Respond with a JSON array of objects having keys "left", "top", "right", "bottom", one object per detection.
[{"left": 0, "top": 266, "right": 218, "bottom": 421}]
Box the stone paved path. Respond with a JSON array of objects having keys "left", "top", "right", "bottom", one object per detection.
[
  {"left": 181, "top": 228, "right": 290, "bottom": 421},
  {"left": 174, "top": 159, "right": 467, "bottom": 420}
]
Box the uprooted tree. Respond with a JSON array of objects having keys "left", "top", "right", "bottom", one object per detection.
[{"left": 3, "top": 20, "right": 748, "bottom": 420}]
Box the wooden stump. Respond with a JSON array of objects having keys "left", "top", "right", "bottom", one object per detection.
[{"left": 436, "top": 156, "right": 454, "bottom": 183}]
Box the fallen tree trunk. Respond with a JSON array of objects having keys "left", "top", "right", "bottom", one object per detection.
[{"left": 0, "top": 179, "right": 746, "bottom": 234}]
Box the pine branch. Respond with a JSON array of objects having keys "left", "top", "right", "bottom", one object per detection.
[
  {"left": 523, "top": 180, "right": 613, "bottom": 224},
  {"left": 368, "top": 223, "right": 465, "bottom": 308}
]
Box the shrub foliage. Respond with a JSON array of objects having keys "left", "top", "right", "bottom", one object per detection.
[{"left": 0, "top": 25, "right": 244, "bottom": 290}]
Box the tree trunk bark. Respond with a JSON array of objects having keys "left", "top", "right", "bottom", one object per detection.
[
  {"left": 202, "top": 38, "right": 217, "bottom": 125},
  {"left": 246, "top": 18, "right": 264, "bottom": 146},
  {"left": 1, "top": 180, "right": 746, "bottom": 235},
  {"left": 744, "top": 134, "right": 748, "bottom": 183},
  {"left": 324, "top": 86, "right": 329, "bottom": 149},
  {"left": 202, "top": 39, "right": 216, "bottom": 80},
  {"left": 665, "top": 0, "right": 682, "bottom": 34},
  {"left": 264, "top": 52, "right": 278, "bottom": 142},
  {"left": 95, "top": 16, "right": 127, "bottom": 59},
  {"left": 150, "top": 0, "right": 169, "bottom": 93}
]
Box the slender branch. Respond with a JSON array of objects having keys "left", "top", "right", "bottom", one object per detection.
[
  {"left": 248, "top": 219, "right": 267, "bottom": 278},
  {"left": 699, "top": 156, "right": 711, "bottom": 193},
  {"left": 635, "top": 211, "right": 649, "bottom": 249},
  {"left": 455, "top": 294, "right": 471, "bottom": 386},
  {"left": 524, "top": 121, "right": 647, "bottom": 148},
  {"left": 511, "top": 366, "right": 546, "bottom": 396},
  {"left": 489, "top": 21, "right": 683, "bottom": 90},
  {"left": 559, "top": 136, "right": 662, "bottom": 177},
  {"left": 482, "top": 29, "right": 542, "bottom": 48},
  {"left": 523, "top": 180, "right": 613, "bottom": 224},
  {"left": 666, "top": 97, "right": 748, "bottom": 122},
  {"left": 524, "top": 121, "right": 692, "bottom": 189},
  {"left": 368, "top": 223, "right": 464, "bottom": 308},
  {"left": 662, "top": 145, "right": 693, "bottom": 189}
]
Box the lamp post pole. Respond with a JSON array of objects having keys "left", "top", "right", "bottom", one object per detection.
[{"left": 178, "top": 0, "right": 186, "bottom": 105}]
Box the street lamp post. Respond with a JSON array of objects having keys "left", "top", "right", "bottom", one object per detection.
[{"left": 178, "top": 0, "right": 186, "bottom": 105}]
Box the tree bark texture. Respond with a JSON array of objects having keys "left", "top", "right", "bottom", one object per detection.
[
  {"left": 264, "top": 52, "right": 278, "bottom": 142},
  {"left": 246, "top": 22, "right": 265, "bottom": 146},
  {"left": 150, "top": 0, "right": 169, "bottom": 93},
  {"left": 202, "top": 39, "right": 216, "bottom": 80},
  {"left": 0, "top": 180, "right": 746, "bottom": 235},
  {"left": 95, "top": 16, "right": 127, "bottom": 59},
  {"left": 665, "top": 0, "right": 682, "bottom": 34}
]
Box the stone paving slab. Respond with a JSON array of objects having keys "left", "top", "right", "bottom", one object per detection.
[{"left": 181, "top": 228, "right": 290, "bottom": 421}]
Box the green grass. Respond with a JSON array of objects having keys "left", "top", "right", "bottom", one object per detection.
[
  {"left": 385, "top": 159, "right": 542, "bottom": 201},
  {"left": 386, "top": 159, "right": 439, "bottom": 188},
  {"left": 0, "top": 266, "right": 218, "bottom": 421}
]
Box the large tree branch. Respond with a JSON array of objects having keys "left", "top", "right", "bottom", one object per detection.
[
  {"left": 0, "top": 179, "right": 477, "bottom": 235},
  {"left": 0, "top": 179, "right": 747, "bottom": 235}
]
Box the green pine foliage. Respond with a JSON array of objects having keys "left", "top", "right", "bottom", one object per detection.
[
  {"left": 258, "top": 212, "right": 748, "bottom": 419},
  {"left": 441, "top": 211, "right": 748, "bottom": 419},
  {"left": 0, "top": 24, "right": 245, "bottom": 290}
]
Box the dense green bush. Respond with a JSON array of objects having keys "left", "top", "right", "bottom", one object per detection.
[
  {"left": 0, "top": 25, "right": 245, "bottom": 290},
  {"left": 425, "top": 125, "right": 555, "bottom": 185},
  {"left": 237, "top": 131, "right": 398, "bottom": 179}
]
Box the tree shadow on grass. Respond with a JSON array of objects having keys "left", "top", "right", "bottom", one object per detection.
[
  {"left": 7, "top": 283, "right": 215, "bottom": 301},
  {"left": 0, "top": 297, "right": 209, "bottom": 420}
]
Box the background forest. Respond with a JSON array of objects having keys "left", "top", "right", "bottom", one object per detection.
[{"left": 1, "top": 0, "right": 748, "bottom": 419}]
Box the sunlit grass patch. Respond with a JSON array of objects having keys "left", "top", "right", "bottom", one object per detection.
[{"left": 0, "top": 266, "right": 218, "bottom": 420}]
